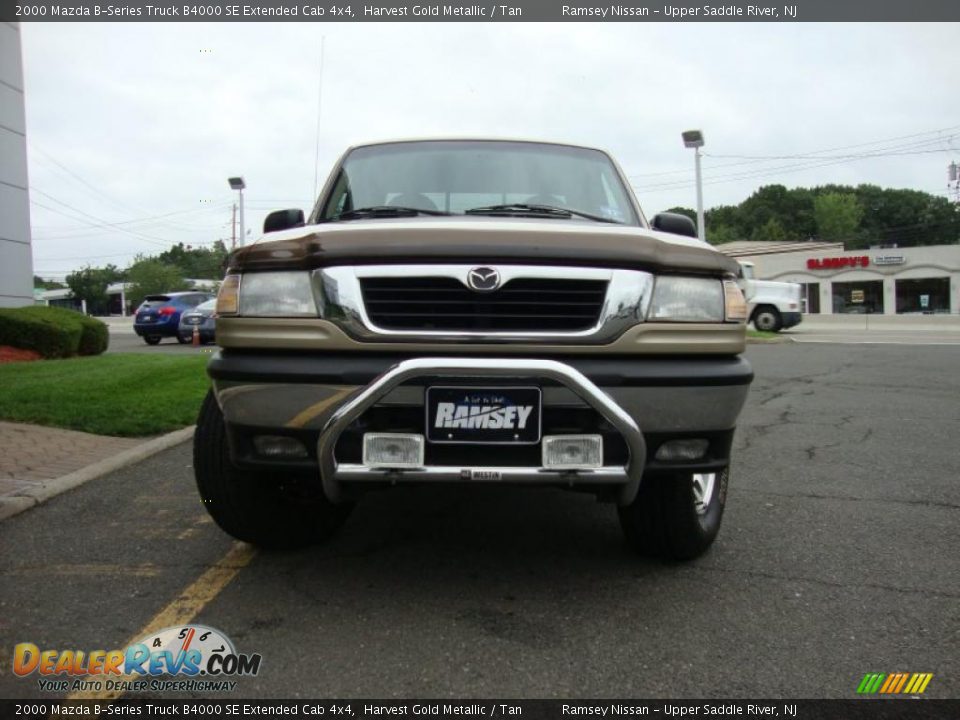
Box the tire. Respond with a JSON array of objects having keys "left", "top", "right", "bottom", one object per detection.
[
  {"left": 618, "top": 466, "right": 729, "bottom": 561},
  {"left": 176, "top": 333, "right": 190, "bottom": 344},
  {"left": 143, "top": 335, "right": 162, "bottom": 345},
  {"left": 752, "top": 306, "right": 782, "bottom": 332},
  {"left": 193, "top": 390, "right": 352, "bottom": 549}
]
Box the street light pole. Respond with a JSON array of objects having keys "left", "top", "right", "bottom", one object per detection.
[
  {"left": 238, "top": 187, "right": 245, "bottom": 246},
  {"left": 228, "top": 176, "right": 247, "bottom": 247},
  {"left": 682, "top": 130, "right": 706, "bottom": 243}
]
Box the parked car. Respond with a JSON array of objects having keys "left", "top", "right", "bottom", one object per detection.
[
  {"left": 178, "top": 299, "right": 218, "bottom": 344},
  {"left": 134, "top": 292, "right": 215, "bottom": 345}
]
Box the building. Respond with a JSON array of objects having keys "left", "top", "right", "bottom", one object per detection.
[
  {"left": 0, "top": 22, "right": 34, "bottom": 308},
  {"left": 717, "top": 241, "right": 960, "bottom": 315},
  {"left": 38, "top": 279, "right": 220, "bottom": 316}
]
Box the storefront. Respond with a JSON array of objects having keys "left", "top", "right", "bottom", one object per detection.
[{"left": 718, "top": 243, "right": 960, "bottom": 315}]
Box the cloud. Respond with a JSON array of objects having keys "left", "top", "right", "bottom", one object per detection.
[{"left": 21, "top": 22, "right": 959, "bottom": 276}]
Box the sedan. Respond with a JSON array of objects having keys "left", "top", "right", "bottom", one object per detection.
[{"left": 178, "top": 298, "right": 218, "bottom": 344}]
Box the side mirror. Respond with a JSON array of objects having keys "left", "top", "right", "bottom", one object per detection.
[
  {"left": 263, "top": 208, "right": 305, "bottom": 233},
  {"left": 651, "top": 212, "right": 697, "bottom": 238}
]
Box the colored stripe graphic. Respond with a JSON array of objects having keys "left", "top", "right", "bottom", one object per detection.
[{"left": 857, "top": 672, "right": 933, "bottom": 694}]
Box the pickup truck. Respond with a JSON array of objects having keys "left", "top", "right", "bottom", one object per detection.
[
  {"left": 194, "top": 139, "right": 754, "bottom": 561},
  {"left": 738, "top": 260, "right": 802, "bottom": 332}
]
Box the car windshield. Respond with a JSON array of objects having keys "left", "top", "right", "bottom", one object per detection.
[
  {"left": 196, "top": 299, "right": 217, "bottom": 311},
  {"left": 318, "top": 141, "right": 639, "bottom": 225}
]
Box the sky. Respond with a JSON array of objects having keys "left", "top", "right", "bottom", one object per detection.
[{"left": 20, "top": 21, "right": 960, "bottom": 279}]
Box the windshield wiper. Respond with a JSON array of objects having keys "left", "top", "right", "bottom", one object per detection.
[
  {"left": 330, "top": 206, "right": 450, "bottom": 221},
  {"left": 464, "top": 203, "right": 619, "bottom": 224}
]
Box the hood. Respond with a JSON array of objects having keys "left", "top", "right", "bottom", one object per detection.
[{"left": 228, "top": 216, "right": 740, "bottom": 277}]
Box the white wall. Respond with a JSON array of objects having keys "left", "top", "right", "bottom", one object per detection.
[{"left": 0, "top": 22, "right": 34, "bottom": 308}]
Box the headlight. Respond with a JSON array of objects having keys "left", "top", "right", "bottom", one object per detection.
[
  {"left": 219, "top": 272, "right": 317, "bottom": 317},
  {"left": 648, "top": 276, "right": 724, "bottom": 322}
]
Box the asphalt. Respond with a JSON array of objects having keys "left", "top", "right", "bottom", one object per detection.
[{"left": 1, "top": 343, "right": 957, "bottom": 700}]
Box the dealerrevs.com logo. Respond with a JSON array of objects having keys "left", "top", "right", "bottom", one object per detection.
[{"left": 13, "top": 625, "right": 261, "bottom": 693}]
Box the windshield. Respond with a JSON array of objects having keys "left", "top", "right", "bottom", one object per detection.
[{"left": 318, "top": 141, "right": 640, "bottom": 225}]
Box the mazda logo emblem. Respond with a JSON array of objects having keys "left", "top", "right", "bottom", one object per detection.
[{"left": 467, "top": 267, "right": 501, "bottom": 292}]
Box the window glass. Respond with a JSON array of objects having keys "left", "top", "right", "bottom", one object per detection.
[{"left": 320, "top": 141, "right": 639, "bottom": 225}]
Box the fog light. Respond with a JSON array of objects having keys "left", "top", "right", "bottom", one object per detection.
[
  {"left": 362, "top": 433, "right": 424, "bottom": 469},
  {"left": 655, "top": 439, "right": 709, "bottom": 461},
  {"left": 542, "top": 435, "right": 603, "bottom": 470},
  {"left": 253, "top": 435, "right": 308, "bottom": 459}
]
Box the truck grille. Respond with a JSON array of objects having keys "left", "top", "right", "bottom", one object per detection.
[{"left": 360, "top": 277, "right": 608, "bottom": 332}]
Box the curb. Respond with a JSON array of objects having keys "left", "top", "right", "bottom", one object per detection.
[
  {"left": 746, "top": 336, "right": 788, "bottom": 344},
  {"left": 0, "top": 425, "right": 196, "bottom": 522}
]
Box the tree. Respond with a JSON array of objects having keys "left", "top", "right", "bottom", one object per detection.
[
  {"left": 750, "top": 218, "right": 788, "bottom": 243},
  {"left": 706, "top": 224, "right": 739, "bottom": 246},
  {"left": 157, "top": 241, "right": 229, "bottom": 280},
  {"left": 126, "top": 258, "right": 189, "bottom": 309},
  {"left": 65, "top": 265, "right": 123, "bottom": 315},
  {"left": 33, "top": 275, "right": 65, "bottom": 290},
  {"left": 813, "top": 192, "right": 863, "bottom": 244}
]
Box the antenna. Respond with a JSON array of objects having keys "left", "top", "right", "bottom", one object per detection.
[{"left": 312, "top": 36, "right": 327, "bottom": 202}]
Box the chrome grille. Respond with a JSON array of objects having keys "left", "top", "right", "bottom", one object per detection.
[{"left": 359, "top": 277, "right": 608, "bottom": 332}]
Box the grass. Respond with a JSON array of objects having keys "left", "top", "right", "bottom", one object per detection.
[
  {"left": 747, "top": 329, "right": 783, "bottom": 341},
  {"left": 0, "top": 353, "right": 211, "bottom": 437}
]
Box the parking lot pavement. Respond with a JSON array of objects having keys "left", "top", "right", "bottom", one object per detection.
[{"left": 1, "top": 343, "right": 958, "bottom": 699}]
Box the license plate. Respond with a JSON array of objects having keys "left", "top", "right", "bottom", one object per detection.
[
  {"left": 142, "top": 315, "right": 153, "bottom": 322},
  {"left": 426, "top": 386, "right": 541, "bottom": 444},
  {"left": 188, "top": 317, "right": 201, "bottom": 324}
]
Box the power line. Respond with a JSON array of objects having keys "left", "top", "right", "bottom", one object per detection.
[
  {"left": 626, "top": 124, "right": 960, "bottom": 180},
  {"left": 29, "top": 192, "right": 175, "bottom": 247},
  {"left": 33, "top": 203, "right": 233, "bottom": 240},
  {"left": 634, "top": 134, "right": 958, "bottom": 193}
]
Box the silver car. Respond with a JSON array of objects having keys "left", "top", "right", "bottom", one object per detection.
[{"left": 177, "top": 298, "right": 217, "bottom": 344}]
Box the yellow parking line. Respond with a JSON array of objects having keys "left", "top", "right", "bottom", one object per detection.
[{"left": 65, "top": 541, "right": 256, "bottom": 702}]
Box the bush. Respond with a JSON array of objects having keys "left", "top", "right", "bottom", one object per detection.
[{"left": 0, "top": 306, "right": 109, "bottom": 358}]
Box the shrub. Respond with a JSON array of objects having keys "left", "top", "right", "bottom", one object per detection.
[
  {"left": 0, "top": 306, "right": 109, "bottom": 358},
  {"left": 0, "top": 308, "right": 81, "bottom": 358}
]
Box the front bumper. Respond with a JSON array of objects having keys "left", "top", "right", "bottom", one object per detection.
[
  {"left": 781, "top": 311, "right": 803, "bottom": 330},
  {"left": 208, "top": 351, "right": 753, "bottom": 505}
]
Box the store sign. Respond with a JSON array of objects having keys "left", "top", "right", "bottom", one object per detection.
[
  {"left": 807, "top": 256, "right": 870, "bottom": 270},
  {"left": 874, "top": 255, "right": 905, "bottom": 266},
  {"left": 851, "top": 290, "right": 865, "bottom": 304}
]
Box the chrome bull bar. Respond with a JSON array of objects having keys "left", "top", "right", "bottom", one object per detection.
[{"left": 317, "top": 358, "right": 646, "bottom": 506}]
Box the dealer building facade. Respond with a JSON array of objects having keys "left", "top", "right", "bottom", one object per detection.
[{"left": 718, "top": 241, "right": 960, "bottom": 316}]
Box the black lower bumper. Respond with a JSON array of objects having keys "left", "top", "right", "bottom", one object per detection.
[{"left": 207, "top": 350, "right": 754, "bottom": 388}]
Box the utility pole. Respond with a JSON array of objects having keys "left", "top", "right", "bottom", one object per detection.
[
  {"left": 231, "top": 203, "right": 237, "bottom": 250},
  {"left": 949, "top": 162, "right": 959, "bottom": 205}
]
